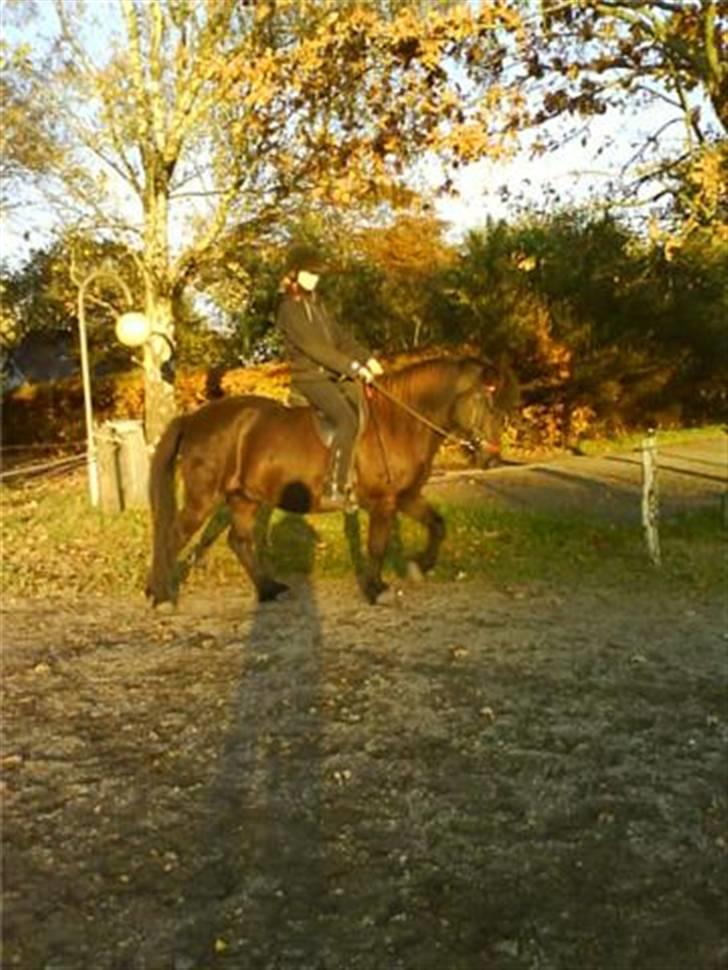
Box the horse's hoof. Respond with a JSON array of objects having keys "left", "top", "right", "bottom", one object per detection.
[
  {"left": 375, "top": 586, "right": 400, "bottom": 607},
  {"left": 259, "top": 579, "right": 290, "bottom": 602},
  {"left": 154, "top": 600, "right": 176, "bottom": 614},
  {"left": 364, "top": 580, "right": 389, "bottom": 605},
  {"left": 146, "top": 583, "right": 176, "bottom": 609},
  {"left": 406, "top": 561, "right": 425, "bottom": 583}
]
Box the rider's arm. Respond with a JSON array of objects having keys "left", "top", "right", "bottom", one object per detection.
[
  {"left": 324, "top": 309, "right": 384, "bottom": 377},
  {"left": 277, "top": 298, "right": 361, "bottom": 376}
]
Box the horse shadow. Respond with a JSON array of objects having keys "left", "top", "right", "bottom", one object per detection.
[
  {"left": 173, "top": 514, "right": 329, "bottom": 965},
  {"left": 176, "top": 503, "right": 400, "bottom": 594},
  {"left": 174, "top": 499, "right": 413, "bottom": 610}
]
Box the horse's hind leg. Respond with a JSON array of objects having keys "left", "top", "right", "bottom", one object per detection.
[
  {"left": 148, "top": 495, "right": 213, "bottom": 605},
  {"left": 174, "top": 499, "right": 215, "bottom": 556},
  {"left": 399, "top": 492, "right": 446, "bottom": 577},
  {"left": 227, "top": 495, "right": 289, "bottom": 602}
]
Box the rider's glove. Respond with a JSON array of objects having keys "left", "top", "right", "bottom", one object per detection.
[
  {"left": 351, "top": 360, "right": 374, "bottom": 383},
  {"left": 366, "top": 357, "right": 384, "bottom": 377}
]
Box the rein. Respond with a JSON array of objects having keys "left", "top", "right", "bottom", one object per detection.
[{"left": 368, "top": 378, "right": 482, "bottom": 454}]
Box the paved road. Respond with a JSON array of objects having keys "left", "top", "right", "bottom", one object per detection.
[{"left": 429, "top": 435, "right": 728, "bottom": 523}]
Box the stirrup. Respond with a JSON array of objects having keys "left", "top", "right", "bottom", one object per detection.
[
  {"left": 318, "top": 484, "right": 358, "bottom": 514},
  {"left": 343, "top": 486, "right": 358, "bottom": 514}
]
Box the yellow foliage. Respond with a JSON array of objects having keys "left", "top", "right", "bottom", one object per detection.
[
  {"left": 357, "top": 214, "right": 455, "bottom": 277},
  {"left": 517, "top": 402, "right": 598, "bottom": 454},
  {"left": 0, "top": 282, "right": 20, "bottom": 349},
  {"left": 646, "top": 143, "right": 728, "bottom": 251},
  {"left": 1, "top": 363, "right": 293, "bottom": 448}
]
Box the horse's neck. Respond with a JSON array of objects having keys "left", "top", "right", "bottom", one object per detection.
[
  {"left": 368, "top": 366, "right": 457, "bottom": 470},
  {"left": 383, "top": 364, "right": 458, "bottom": 424}
]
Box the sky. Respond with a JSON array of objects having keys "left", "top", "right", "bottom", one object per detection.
[{"left": 430, "top": 92, "right": 699, "bottom": 239}]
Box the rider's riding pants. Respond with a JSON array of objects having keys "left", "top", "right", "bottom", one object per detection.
[{"left": 294, "top": 378, "right": 358, "bottom": 494}]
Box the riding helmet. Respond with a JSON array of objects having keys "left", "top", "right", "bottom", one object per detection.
[{"left": 284, "top": 243, "right": 330, "bottom": 276}]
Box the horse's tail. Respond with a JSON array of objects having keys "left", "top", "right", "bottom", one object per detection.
[{"left": 146, "top": 415, "right": 185, "bottom": 604}]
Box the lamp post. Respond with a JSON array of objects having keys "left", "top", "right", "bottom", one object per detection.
[
  {"left": 76, "top": 265, "right": 147, "bottom": 506},
  {"left": 114, "top": 310, "right": 175, "bottom": 362}
]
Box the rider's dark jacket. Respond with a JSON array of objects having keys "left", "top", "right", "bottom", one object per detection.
[{"left": 276, "top": 291, "right": 370, "bottom": 384}]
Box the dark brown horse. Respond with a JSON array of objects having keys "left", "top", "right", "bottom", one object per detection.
[{"left": 146, "top": 356, "right": 516, "bottom": 605}]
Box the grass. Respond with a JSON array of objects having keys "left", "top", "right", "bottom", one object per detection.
[
  {"left": 436, "top": 502, "right": 726, "bottom": 592},
  {"left": 1, "top": 471, "right": 725, "bottom": 601},
  {"left": 578, "top": 424, "right": 726, "bottom": 457}
]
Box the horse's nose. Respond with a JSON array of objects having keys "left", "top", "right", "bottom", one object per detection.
[
  {"left": 482, "top": 453, "right": 503, "bottom": 470},
  {"left": 475, "top": 439, "right": 501, "bottom": 469}
]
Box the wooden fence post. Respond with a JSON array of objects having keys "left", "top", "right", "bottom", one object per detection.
[
  {"left": 96, "top": 426, "right": 123, "bottom": 514},
  {"left": 111, "top": 419, "right": 149, "bottom": 509},
  {"left": 641, "top": 428, "right": 661, "bottom": 566},
  {"left": 95, "top": 420, "right": 149, "bottom": 513}
]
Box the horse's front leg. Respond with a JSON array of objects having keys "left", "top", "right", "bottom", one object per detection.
[
  {"left": 399, "top": 492, "right": 446, "bottom": 578},
  {"left": 363, "top": 501, "right": 396, "bottom": 604},
  {"left": 227, "top": 495, "right": 289, "bottom": 602}
]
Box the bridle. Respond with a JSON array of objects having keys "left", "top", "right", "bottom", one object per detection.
[
  {"left": 366, "top": 379, "right": 500, "bottom": 456},
  {"left": 460, "top": 383, "right": 501, "bottom": 457}
]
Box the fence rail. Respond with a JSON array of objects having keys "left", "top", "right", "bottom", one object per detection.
[{"left": 0, "top": 451, "right": 86, "bottom": 481}]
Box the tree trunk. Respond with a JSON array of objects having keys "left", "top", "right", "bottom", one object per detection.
[
  {"left": 143, "top": 293, "right": 177, "bottom": 446},
  {"left": 141, "top": 156, "right": 177, "bottom": 447}
]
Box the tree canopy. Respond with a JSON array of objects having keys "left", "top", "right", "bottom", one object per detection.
[
  {"left": 527, "top": 1, "right": 727, "bottom": 239},
  {"left": 2, "top": 0, "right": 535, "bottom": 438},
  {"left": 2, "top": 0, "right": 725, "bottom": 439}
]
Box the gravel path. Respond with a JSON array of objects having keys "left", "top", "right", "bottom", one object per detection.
[{"left": 430, "top": 435, "right": 727, "bottom": 522}]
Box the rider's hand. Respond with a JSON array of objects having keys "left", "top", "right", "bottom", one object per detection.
[
  {"left": 367, "top": 357, "right": 384, "bottom": 377},
  {"left": 351, "top": 360, "right": 375, "bottom": 383}
]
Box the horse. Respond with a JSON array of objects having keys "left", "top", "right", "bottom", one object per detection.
[{"left": 146, "top": 355, "right": 517, "bottom": 605}]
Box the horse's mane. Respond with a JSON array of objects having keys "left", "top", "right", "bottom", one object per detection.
[
  {"left": 375, "top": 356, "right": 466, "bottom": 422},
  {"left": 381, "top": 357, "right": 460, "bottom": 397}
]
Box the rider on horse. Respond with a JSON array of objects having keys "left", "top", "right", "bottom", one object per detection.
[{"left": 276, "top": 243, "right": 384, "bottom": 511}]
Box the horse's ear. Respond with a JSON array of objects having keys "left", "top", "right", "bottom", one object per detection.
[{"left": 493, "top": 357, "right": 520, "bottom": 412}]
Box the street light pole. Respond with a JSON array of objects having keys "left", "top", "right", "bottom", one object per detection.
[{"left": 76, "top": 265, "right": 135, "bottom": 507}]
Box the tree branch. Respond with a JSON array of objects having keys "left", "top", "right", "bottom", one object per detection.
[
  {"left": 53, "top": 0, "right": 97, "bottom": 76},
  {"left": 148, "top": 0, "right": 170, "bottom": 160},
  {"left": 620, "top": 116, "right": 684, "bottom": 176},
  {"left": 592, "top": 0, "right": 685, "bottom": 13},
  {"left": 119, "top": 0, "right": 154, "bottom": 166}
]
